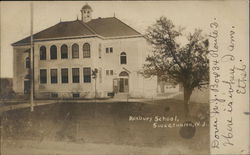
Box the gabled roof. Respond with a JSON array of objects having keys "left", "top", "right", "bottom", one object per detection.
[
  {"left": 86, "top": 17, "right": 141, "bottom": 38},
  {"left": 12, "top": 20, "right": 95, "bottom": 46},
  {"left": 12, "top": 17, "right": 142, "bottom": 46}
]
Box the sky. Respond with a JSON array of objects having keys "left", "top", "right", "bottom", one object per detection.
[{"left": 0, "top": 1, "right": 248, "bottom": 78}]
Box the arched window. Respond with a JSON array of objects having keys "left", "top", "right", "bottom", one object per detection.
[
  {"left": 61, "top": 44, "right": 68, "bottom": 59},
  {"left": 25, "top": 57, "right": 30, "bottom": 68},
  {"left": 83, "top": 43, "right": 90, "bottom": 58},
  {"left": 50, "top": 45, "right": 57, "bottom": 59},
  {"left": 40, "top": 46, "right": 46, "bottom": 60},
  {"left": 119, "top": 71, "right": 129, "bottom": 77},
  {"left": 120, "top": 52, "right": 127, "bottom": 64},
  {"left": 72, "top": 43, "right": 79, "bottom": 58}
]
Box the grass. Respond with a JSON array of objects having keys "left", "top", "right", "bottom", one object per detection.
[{"left": 1, "top": 99, "right": 209, "bottom": 155}]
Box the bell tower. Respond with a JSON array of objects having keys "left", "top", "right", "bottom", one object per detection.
[{"left": 81, "top": 4, "right": 93, "bottom": 23}]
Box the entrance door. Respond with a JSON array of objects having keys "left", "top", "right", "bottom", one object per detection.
[
  {"left": 119, "top": 78, "right": 124, "bottom": 92},
  {"left": 119, "top": 78, "right": 128, "bottom": 93},
  {"left": 24, "top": 80, "right": 30, "bottom": 94},
  {"left": 124, "top": 78, "right": 129, "bottom": 92}
]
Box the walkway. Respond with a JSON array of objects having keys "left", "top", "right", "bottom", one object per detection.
[{"left": 0, "top": 92, "right": 182, "bottom": 113}]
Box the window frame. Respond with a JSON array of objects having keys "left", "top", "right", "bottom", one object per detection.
[
  {"left": 50, "top": 45, "right": 57, "bottom": 60},
  {"left": 25, "top": 57, "right": 30, "bottom": 68},
  {"left": 83, "top": 67, "right": 91, "bottom": 83},
  {"left": 61, "top": 44, "right": 68, "bottom": 59},
  {"left": 40, "top": 69, "right": 47, "bottom": 84},
  {"left": 110, "top": 70, "right": 113, "bottom": 75},
  {"left": 50, "top": 69, "right": 58, "bottom": 84},
  {"left": 120, "top": 52, "right": 127, "bottom": 64},
  {"left": 83, "top": 43, "right": 91, "bottom": 58},
  {"left": 98, "top": 43, "right": 102, "bottom": 58},
  {"left": 72, "top": 68, "right": 80, "bottom": 83},
  {"left": 40, "top": 46, "right": 46, "bottom": 60},
  {"left": 72, "top": 93, "right": 80, "bottom": 98},
  {"left": 61, "top": 68, "right": 68, "bottom": 84},
  {"left": 72, "top": 43, "right": 79, "bottom": 59}
]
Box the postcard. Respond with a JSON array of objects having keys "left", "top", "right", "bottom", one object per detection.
[{"left": 0, "top": 1, "right": 249, "bottom": 155}]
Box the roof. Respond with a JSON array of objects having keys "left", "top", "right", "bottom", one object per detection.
[
  {"left": 12, "top": 17, "right": 142, "bottom": 46},
  {"left": 81, "top": 4, "right": 92, "bottom": 11},
  {"left": 86, "top": 17, "right": 141, "bottom": 38}
]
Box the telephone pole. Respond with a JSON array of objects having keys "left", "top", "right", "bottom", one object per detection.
[{"left": 30, "top": 2, "right": 34, "bottom": 112}]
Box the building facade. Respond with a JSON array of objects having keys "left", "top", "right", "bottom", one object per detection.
[{"left": 12, "top": 4, "right": 157, "bottom": 99}]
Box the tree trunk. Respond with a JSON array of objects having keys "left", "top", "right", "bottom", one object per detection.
[{"left": 183, "top": 86, "right": 193, "bottom": 116}]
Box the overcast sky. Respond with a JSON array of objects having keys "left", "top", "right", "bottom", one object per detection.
[{"left": 0, "top": 1, "right": 248, "bottom": 78}]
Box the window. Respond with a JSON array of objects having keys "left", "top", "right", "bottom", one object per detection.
[
  {"left": 119, "top": 71, "right": 129, "bottom": 77},
  {"left": 51, "top": 93, "right": 58, "bottom": 98},
  {"left": 73, "top": 93, "right": 80, "bottom": 98},
  {"left": 83, "top": 43, "right": 90, "bottom": 58},
  {"left": 106, "top": 70, "right": 113, "bottom": 76},
  {"left": 50, "top": 69, "right": 58, "bottom": 84},
  {"left": 61, "top": 44, "right": 68, "bottom": 59},
  {"left": 24, "top": 81, "right": 30, "bottom": 94},
  {"left": 98, "top": 43, "right": 102, "bottom": 58},
  {"left": 40, "top": 69, "right": 47, "bottom": 84},
  {"left": 72, "top": 44, "right": 79, "bottom": 58},
  {"left": 72, "top": 68, "right": 80, "bottom": 83},
  {"left": 105, "top": 47, "right": 113, "bottom": 54},
  {"left": 120, "top": 52, "right": 127, "bottom": 64},
  {"left": 25, "top": 57, "right": 30, "bottom": 68},
  {"left": 50, "top": 45, "right": 57, "bottom": 59},
  {"left": 61, "top": 68, "right": 68, "bottom": 83},
  {"left": 40, "top": 46, "right": 46, "bottom": 60},
  {"left": 83, "top": 67, "right": 91, "bottom": 83}
]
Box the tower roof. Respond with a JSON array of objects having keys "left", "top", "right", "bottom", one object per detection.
[{"left": 81, "top": 4, "right": 92, "bottom": 11}]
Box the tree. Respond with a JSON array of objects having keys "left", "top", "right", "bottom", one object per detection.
[{"left": 143, "top": 17, "right": 209, "bottom": 115}]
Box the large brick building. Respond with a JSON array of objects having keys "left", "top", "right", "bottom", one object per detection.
[{"left": 12, "top": 4, "right": 157, "bottom": 99}]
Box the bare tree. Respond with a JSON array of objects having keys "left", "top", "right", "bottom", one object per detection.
[{"left": 143, "top": 17, "right": 209, "bottom": 115}]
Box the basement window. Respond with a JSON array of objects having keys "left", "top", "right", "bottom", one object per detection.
[
  {"left": 51, "top": 93, "right": 58, "bottom": 98},
  {"left": 72, "top": 93, "right": 80, "bottom": 98}
]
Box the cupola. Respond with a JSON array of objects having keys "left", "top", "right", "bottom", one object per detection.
[{"left": 80, "top": 4, "right": 93, "bottom": 23}]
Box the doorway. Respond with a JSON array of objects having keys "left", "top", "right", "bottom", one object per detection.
[
  {"left": 113, "top": 71, "right": 129, "bottom": 93},
  {"left": 119, "top": 78, "right": 128, "bottom": 93},
  {"left": 24, "top": 80, "right": 30, "bottom": 94}
]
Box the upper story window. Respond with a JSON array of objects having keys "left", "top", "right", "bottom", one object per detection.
[
  {"left": 72, "top": 68, "right": 80, "bottom": 83},
  {"left": 61, "top": 68, "right": 68, "bottom": 83},
  {"left": 106, "top": 47, "right": 113, "bottom": 54},
  {"left": 50, "top": 69, "right": 58, "bottom": 84},
  {"left": 40, "top": 69, "right": 47, "bottom": 84},
  {"left": 72, "top": 43, "right": 79, "bottom": 58},
  {"left": 83, "top": 43, "right": 90, "bottom": 58},
  {"left": 98, "top": 43, "right": 102, "bottom": 58},
  {"left": 50, "top": 45, "right": 57, "bottom": 60},
  {"left": 61, "top": 44, "right": 68, "bottom": 59},
  {"left": 25, "top": 57, "right": 30, "bottom": 68},
  {"left": 120, "top": 52, "right": 127, "bottom": 64},
  {"left": 106, "top": 70, "right": 113, "bottom": 76},
  {"left": 40, "top": 46, "right": 46, "bottom": 60}
]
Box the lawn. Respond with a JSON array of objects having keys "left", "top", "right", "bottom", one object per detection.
[{"left": 1, "top": 99, "right": 209, "bottom": 155}]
